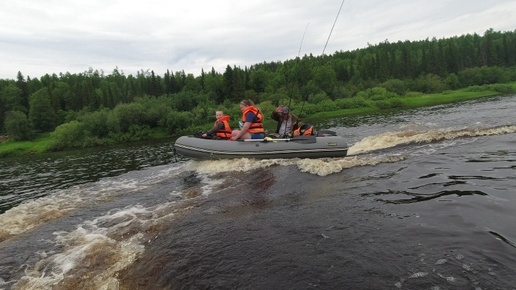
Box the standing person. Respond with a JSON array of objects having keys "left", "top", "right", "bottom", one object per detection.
[
  {"left": 202, "top": 110, "right": 232, "bottom": 139},
  {"left": 230, "top": 99, "right": 265, "bottom": 140},
  {"left": 271, "top": 105, "right": 300, "bottom": 138}
]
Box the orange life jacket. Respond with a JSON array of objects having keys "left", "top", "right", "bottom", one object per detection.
[
  {"left": 215, "top": 115, "right": 232, "bottom": 139},
  {"left": 242, "top": 106, "right": 264, "bottom": 134},
  {"left": 294, "top": 124, "right": 314, "bottom": 136}
]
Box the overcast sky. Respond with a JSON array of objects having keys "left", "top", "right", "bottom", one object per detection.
[{"left": 1, "top": 0, "right": 514, "bottom": 80}]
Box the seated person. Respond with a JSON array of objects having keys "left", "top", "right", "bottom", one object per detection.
[
  {"left": 271, "top": 105, "right": 300, "bottom": 138},
  {"left": 201, "top": 110, "right": 232, "bottom": 139},
  {"left": 230, "top": 99, "right": 265, "bottom": 140}
]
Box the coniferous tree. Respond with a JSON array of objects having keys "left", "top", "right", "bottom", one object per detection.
[
  {"left": 29, "top": 88, "right": 57, "bottom": 132},
  {"left": 1, "top": 83, "right": 25, "bottom": 112},
  {"left": 16, "top": 72, "right": 30, "bottom": 109}
]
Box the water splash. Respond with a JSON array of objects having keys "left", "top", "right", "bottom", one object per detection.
[
  {"left": 11, "top": 206, "right": 150, "bottom": 289},
  {"left": 186, "top": 153, "right": 407, "bottom": 177},
  {"left": 349, "top": 125, "right": 516, "bottom": 155},
  {"left": 0, "top": 164, "right": 186, "bottom": 243}
]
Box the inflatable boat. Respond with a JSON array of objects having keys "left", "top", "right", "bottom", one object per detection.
[{"left": 173, "top": 130, "right": 348, "bottom": 160}]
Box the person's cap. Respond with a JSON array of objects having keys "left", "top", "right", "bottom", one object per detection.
[{"left": 282, "top": 106, "right": 290, "bottom": 114}]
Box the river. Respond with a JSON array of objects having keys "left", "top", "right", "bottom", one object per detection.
[{"left": 0, "top": 95, "right": 515, "bottom": 289}]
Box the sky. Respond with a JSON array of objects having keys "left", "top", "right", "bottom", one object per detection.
[{"left": 1, "top": 0, "right": 515, "bottom": 80}]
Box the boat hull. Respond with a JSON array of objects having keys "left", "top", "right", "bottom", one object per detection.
[{"left": 173, "top": 135, "right": 348, "bottom": 160}]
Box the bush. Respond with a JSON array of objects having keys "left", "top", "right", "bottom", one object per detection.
[
  {"left": 334, "top": 98, "right": 355, "bottom": 109},
  {"left": 308, "top": 92, "right": 330, "bottom": 104},
  {"left": 355, "top": 87, "right": 397, "bottom": 101},
  {"left": 334, "top": 97, "right": 370, "bottom": 109},
  {"left": 458, "top": 66, "right": 510, "bottom": 86},
  {"left": 375, "top": 98, "right": 404, "bottom": 109},
  {"left": 411, "top": 74, "right": 446, "bottom": 93},
  {"left": 4, "top": 111, "right": 33, "bottom": 141},
  {"left": 112, "top": 103, "right": 147, "bottom": 132},
  {"left": 48, "top": 121, "right": 86, "bottom": 150},
  {"left": 127, "top": 124, "right": 152, "bottom": 140},
  {"left": 136, "top": 95, "right": 174, "bottom": 127},
  {"left": 165, "top": 111, "right": 193, "bottom": 133},
  {"left": 379, "top": 79, "right": 408, "bottom": 95},
  {"left": 487, "top": 84, "right": 515, "bottom": 94},
  {"left": 445, "top": 73, "right": 461, "bottom": 89},
  {"left": 79, "top": 109, "right": 111, "bottom": 138}
]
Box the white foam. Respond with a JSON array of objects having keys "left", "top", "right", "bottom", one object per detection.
[
  {"left": 184, "top": 153, "right": 408, "bottom": 177},
  {"left": 12, "top": 205, "right": 159, "bottom": 289},
  {"left": 0, "top": 163, "right": 187, "bottom": 243},
  {"left": 349, "top": 125, "right": 516, "bottom": 156},
  {"left": 295, "top": 154, "right": 407, "bottom": 176}
]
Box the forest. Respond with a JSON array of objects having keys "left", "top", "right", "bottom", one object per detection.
[{"left": 1, "top": 28, "right": 515, "bottom": 151}]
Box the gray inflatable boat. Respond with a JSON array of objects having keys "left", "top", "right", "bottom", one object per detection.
[{"left": 173, "top": 130, "right": 348, "bottom": 160}]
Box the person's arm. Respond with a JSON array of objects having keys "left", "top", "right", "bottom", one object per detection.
[
  {"left": 240, "top": 122, "right": 252, "bottom": 135},
  {"left": 232, "top": 122, "right": 251, "bottom": 140},
  {"left": 231, "top": 111, "right": 256, "bottom": 140},
  {"left": 271, "top": 111, "right": 280, "bottom": 121},
  {"left": 206, "top": 121, "right": 223, "bottom": 135},
  {"left": 292, "top": 114, "right": 301, "bottom": 131}
]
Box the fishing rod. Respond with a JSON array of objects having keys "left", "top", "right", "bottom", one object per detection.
[
  {"left": 322, "top": 0, "right": 346, "bottom": 55},
  {"left": 295, "top": 0, "right": 346, "bottom": 132},
  {"left": 287, "top": 22, "right": 310, "bottom": 110},
  {"left": 284, "top": 0, "right": 346, "bottom": 135},
  {"left": 298, "top": 22, "right": 310, "bottom": 59},
  {"left": 280, "top": 22, "right": 310, "bottom": 138}
]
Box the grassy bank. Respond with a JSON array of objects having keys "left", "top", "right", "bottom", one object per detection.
[
  {"left": 309, "top": 85, "right": 511, "bottom": 120},
  {"left": 402, "top": 89, "right": 500, "bottom": 108},
  {"left": 0, "top": 129, "right": 171, "bottom": 158},
  {"left": 0, "top": 134, "right": 53, "bottom": 158},
  {"left": 1, "top": 84, "right": 514, "bottom": 158}
]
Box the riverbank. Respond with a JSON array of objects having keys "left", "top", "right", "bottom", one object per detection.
[
  {"left": 308, "top": 85, "right": 508, "bottom": 120},
  {"left": 0, "top": 134, "right": 52, "bottom": 157},
  {"left": 0, "top": 131, "right": 169, "bottom": 158},
  {"left": 1, "top": 84, "right": 515, "bottom": 158}
]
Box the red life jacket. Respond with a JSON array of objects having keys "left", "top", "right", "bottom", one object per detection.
[
  {"left": 242, "top": 106, "right": 264, "bottom": 134},
  {"left": 215, "top": 115, "right": 232, "bottom": 139}
]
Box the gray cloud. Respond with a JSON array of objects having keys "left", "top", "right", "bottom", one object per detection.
[{"left": 1, "top": 0, "right": 514, "bottom": 79}]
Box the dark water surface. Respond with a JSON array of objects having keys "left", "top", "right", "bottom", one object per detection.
[{"left": 0, "top": 95, "right": 515, "bottom": 289}]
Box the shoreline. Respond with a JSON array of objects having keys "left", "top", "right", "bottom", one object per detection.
[{"left": 1, "top": 85, "right": 514, "bottom": 158}]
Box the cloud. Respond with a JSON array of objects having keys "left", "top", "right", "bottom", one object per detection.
[{"left": 0, "top": 0, "right": 514, "bottom": 79}]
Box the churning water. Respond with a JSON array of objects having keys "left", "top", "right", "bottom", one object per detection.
[{"left": 0, "top": 95, "right": 515, "bottom": 289}]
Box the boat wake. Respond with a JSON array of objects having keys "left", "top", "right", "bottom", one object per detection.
[
  {"left": 0, "top": 166, "right": 217, "bottom": 289},
  {"left": 186, "top": 124, "right": 516, "bottom": 177},
  {"left": 348, "top": 124, "right": 516, "bottom": 155},
  {"left": 187, "top": 154, "right": 407, "bottom": 177}
]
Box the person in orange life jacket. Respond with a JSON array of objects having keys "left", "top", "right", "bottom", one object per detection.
[
  {"left": 202, "top": 110, "right": 232, "bottom": 139},
  {"left": 293, "top": 124, "right": 314, "bottom": 136},
  {"left": 271, "top": 105, "right": 300, "bottom": 138},
  {"left": 230, "top": 99, "right": 265, "bottom": 140}
]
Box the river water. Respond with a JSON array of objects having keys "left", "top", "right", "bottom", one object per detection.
[{"left": 0, "top": 95, "right": 515, "bottom": 290}]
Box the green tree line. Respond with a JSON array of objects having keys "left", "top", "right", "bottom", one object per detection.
[{"left": 1, "top": 28, "right": 516, "bottom": 151}]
